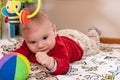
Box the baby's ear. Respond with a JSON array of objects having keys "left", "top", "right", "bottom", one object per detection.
[
  {"left": 52, "top": 24, "right": 56, "bottom": 32},
  {"left": 52, "top": 24, "right": 57, "bottom": 36}
]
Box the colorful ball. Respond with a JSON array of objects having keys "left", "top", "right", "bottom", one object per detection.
[{"left": 0, "top": 52, "right": 30, "bottom": 80}]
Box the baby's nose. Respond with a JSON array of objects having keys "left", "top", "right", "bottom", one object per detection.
[{"left": 37, "top": 42, "right": 44, "bottom": 48}]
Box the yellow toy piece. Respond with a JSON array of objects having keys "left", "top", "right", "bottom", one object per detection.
[{"left": 11, "top": 0, "right": 41, "bottom": 24}]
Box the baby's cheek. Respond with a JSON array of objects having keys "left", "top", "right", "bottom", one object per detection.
[{"left": 28, "top": 46, "right": 37, "bottom": 53}]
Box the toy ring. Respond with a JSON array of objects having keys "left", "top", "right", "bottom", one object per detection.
[
  {"left": 20, "top": 10, "right": 30, "bottom": 24},
  {"left": 11, "top": 0, "right": 41, "bottom": 19}
]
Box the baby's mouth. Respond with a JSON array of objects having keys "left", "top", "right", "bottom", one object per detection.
[{"left": 39, "top": 48, "right": 49, "bottom": 52}]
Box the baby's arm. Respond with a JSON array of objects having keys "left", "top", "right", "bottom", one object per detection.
[{"left": 35, "top": 52, "right": 70, "bottom": 75}]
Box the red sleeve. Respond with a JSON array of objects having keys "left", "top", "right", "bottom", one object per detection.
[
  {"left": 51, "top": 56, "right": 70, "bottom": 75},
  {"left": 48, "top": 35, "right": 83, "bottom": 75},
  {"left": 14, "top": 41, "right": 30, "bottom": 58},
  {"left": 61, "top": 36, "right": 84, "bottom": 63},
  {"left": 48, "top": 36, "right": 70, "bottom": 75}
]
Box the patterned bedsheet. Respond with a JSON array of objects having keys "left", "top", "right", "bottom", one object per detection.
[{"left": 0, "top": 37, "right": 120, "bottom": 80}]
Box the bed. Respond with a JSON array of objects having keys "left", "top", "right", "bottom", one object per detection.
[{"left": 0, "top": 37, "right": 120, "bottom": 80}]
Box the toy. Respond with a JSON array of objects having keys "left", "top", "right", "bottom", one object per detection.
[
  {"left": 12, "top": 0, "right": 41, "bottom": 24},
  {"left": 1, "top": 0, "right": 41, "bottom": 38},
  {"left": 20, "top": 0, "right": 35, "bottom": 3},
  {"left": 0, "top": 52, "right": 30, "bottom": 80},
  {"left": 1, "top": 0, "right": 24, "bottom": 38}
]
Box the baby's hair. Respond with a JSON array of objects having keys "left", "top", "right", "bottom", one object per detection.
[
  {"left": 20, "top": 0, "right": 52, "bottom": 32},
  {"left": 22, "top": 0, "right": 50, "bottom": 23},
  {"left": 20, "top": 9, "right": 52, "bottom": 32},
  {"left": 30, "top": 9, "right": 50, "bottom": 22}
]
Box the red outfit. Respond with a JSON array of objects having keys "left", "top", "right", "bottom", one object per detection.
[{"left": 15, "top": 35, "right": 84, "bottom": 75}]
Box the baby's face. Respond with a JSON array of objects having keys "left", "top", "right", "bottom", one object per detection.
[{"left": 22, "top": 20, "right": 57, "bottom": 54}]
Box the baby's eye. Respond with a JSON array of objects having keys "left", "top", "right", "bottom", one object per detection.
[
  {"left": 43, "top": 36, "right": 48, "bottom": 40},
  {"left": 28, "top": 41, "right": 36, "bottom": 44}
]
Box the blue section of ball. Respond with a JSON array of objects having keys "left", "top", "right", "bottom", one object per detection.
[{"left": 0, "top": 55, "right": 16, "bottom": 80}]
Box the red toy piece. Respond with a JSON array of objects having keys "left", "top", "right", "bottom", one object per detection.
[{"left": 20, "top": 10, "right": 30, "bottom": 24}]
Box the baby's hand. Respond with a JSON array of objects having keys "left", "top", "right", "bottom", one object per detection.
[{"left": 35, "top": 52, "right": 54, "bottom": 70}]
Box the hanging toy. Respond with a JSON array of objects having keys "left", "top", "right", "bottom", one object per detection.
[
  {"left": 12, "top": 0, "right": 41, "bottom": 24},
  {"left": 20, "top": 0, "right": 35, "bottom": 3},
  {"left": 1, "top": 0, "right": 24, "bottom": 38},
  {"left": 1, "top": 0, "right": 41, "bottom": 38}
]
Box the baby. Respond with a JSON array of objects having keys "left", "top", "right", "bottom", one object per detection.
[{"left": 15, "top": 9, "right": 101, "bottom": 75}]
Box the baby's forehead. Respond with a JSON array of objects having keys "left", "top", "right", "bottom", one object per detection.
[{"left": 21, "top": 22, "right": 52, "bottom": 32}]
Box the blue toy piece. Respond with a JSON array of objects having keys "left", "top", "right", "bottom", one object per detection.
[{"left": 1, "top": 0, "right": 24, "bottom": 38}]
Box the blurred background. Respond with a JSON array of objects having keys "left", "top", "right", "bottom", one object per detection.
[
  {"left": 42, "top": 0, "right": 120, "bottom": 38},
  {"left": 1, "top": 0, "right": 120, "bottom": 38}
]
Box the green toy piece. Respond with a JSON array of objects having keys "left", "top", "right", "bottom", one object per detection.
[{"left": 20, "top": 0, "right": 34, "bottom": 3}]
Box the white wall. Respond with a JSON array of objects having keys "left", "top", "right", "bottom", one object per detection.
[{"left": 42, "top": 0, "right": 120, "bottom": 38}]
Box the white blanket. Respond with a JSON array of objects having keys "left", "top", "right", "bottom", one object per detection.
[{"left": 0, "top": 38, "right": 120, "bottom": 80}]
